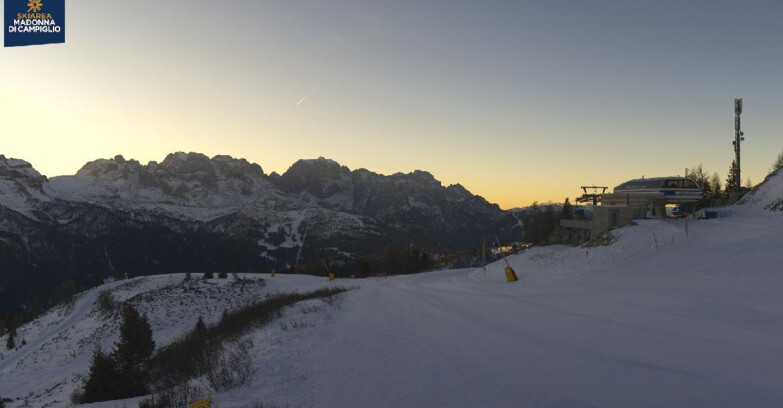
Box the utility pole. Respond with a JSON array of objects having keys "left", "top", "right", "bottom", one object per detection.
[{"left": 733, "top": 98, "right": 744, "bottom": 192}]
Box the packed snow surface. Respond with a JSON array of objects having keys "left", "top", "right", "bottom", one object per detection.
[
  {"left": 738, "top": 168, "right": 783, "bottom": 211},
  {"left": 3, "top": 207, "right": 783, "bottom": 407}
]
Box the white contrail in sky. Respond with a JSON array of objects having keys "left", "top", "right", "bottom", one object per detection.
[
  {"left": 296, "top": 84, "right": 321, "bottom": 106},
  {"left": 296, "top": 65, "right": 336, "bottom": 106}
]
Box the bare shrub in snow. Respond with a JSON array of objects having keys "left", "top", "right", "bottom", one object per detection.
[
  {"left": 69, "top": 389, "right": 84, "bottom": 405},
  {"left": 200, "top": 338, "right": 254, "bottom": 392},
  {"left": 584, "top": 231, "right": 616, "bottom": 247},
  {"left": 96, "top": 290, "right": 117, "bottom": 316}
]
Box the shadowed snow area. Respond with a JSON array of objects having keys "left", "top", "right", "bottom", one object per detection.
[{"left": 3, "top": 206, "right": 783, "bottom": 407}]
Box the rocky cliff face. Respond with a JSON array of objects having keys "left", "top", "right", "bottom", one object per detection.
[
  {"left": 273, "top": 157, "right": 503, "bottom": 237},
  {"left": 0, "top": 152, "right": 512, "bottom": 310},
  {"left": 45, "top": 153, "right": 287, "bottom": 216},
  {"left": 0, "top": 155, "right": 51, "bottom": 219}
]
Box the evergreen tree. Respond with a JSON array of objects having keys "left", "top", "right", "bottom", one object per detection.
[
  {"left": 81, "top": 349, "right": 118, "bottom": 403},
  {"left": 78, "top": 304, "right": 155, "bottom": 402},
  {"left": 542, "top": 203, "right": 557, "bottom": 241},
  {"left": 203, "top": 269, "right": 214, "bottom": 280},
  {"left": 770, "top": 148, "right": 783, "bottom": 175},
  {"left": 112, "top": 304, "right": 155, "bottom": 398},
  {"left": 726, "top": 160, "right": 739, "bottom": 193},
  {"left": 218, "top": 270, "right": 228, "bottom": 279},
  {"left": 522, "top": 202, "right": 560, "bottom": 244},
  {"left": 522, "top": 202, "right": 539, "bottom": 243},
  {"left": 194, "top": 315, "right": 207, "bottom": 335},
  {"left": 688, "top": 164, "right": 709, "bottom": 188},
  {"left": 5, "top": 327, "right": 15, "bottom": 350},
  {"left": 358, "top": 259, "right": 372, "bottom": 276},
  {"left": 561, "top": 198, "right": 573, "bottom": 220},
  {"left": 5, "top": 317, "right": 14, "bottom": 350},
  {"left": 709, "top": 172, "right": 722, "bottom": 199},
  {"left": 687, "top": 163, "right": 712, "bottom": 209}
]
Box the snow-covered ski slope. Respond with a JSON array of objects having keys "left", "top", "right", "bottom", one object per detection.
[
  {"left": 3, "top": 207, "right": 783, "bottom": 408},
  {"left": 241, "top": 209, "right": 783, "bottom": 408},
  {"left": 0, "top": 274, "right": 334, "bottom": 408}
]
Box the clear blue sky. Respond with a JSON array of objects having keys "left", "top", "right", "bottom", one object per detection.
[{"left": 2, "top": 0, "right": 782, "bottom": 208}]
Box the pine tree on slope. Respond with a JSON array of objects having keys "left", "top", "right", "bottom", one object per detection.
[
  {"left": 81, "top": 349, "right": 118, "bottom": 403},
  {"left": 112, "top": 303, "right": 155, "bottom": 398}
]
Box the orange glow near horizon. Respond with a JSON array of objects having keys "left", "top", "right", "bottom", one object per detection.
[{"left": 2, "top": 2, "right": 782, "bottom": 210}]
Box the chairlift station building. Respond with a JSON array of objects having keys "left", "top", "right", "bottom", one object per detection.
[{"left": 560, "top": 177, "right": 703, "bottom": 245}]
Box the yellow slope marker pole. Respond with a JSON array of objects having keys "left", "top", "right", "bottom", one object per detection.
[
  {"left": 504, "top": 265, "right": 519, "bottom": 282},
  {"left": 496, "top": 237, "right": 519, "bottom": 283},
  {"left": 322, "top": 259, "right": 335, "bottom": 281},
  {"left": 190, "top": 396, "right": 212, "bottom": 408}
]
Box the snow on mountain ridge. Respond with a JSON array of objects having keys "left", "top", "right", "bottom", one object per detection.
[
  {"left": 0, "top": 155, "right": 51, "bottom": 219},
  {"left": 737, "top": 168, "right": 783, "bottom": 211},
  {"left": 279, "top": 157, "right": 355, "bottom": 211},
  {"left": 0, "top": 155, "right": 44, "bottom": 180},
  {"left": 45, "top": 152, "right": 288, "bottom": 221}
]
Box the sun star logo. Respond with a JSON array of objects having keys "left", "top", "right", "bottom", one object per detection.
[{"left": 27, "top": 0, "right": 42, "bottom": 12}]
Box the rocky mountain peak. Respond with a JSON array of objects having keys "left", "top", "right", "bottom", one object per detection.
[
  {"left": 0, "top": 155, "right": 45, "bottom": 182},
  {"left": 159, "top": 152, "right": 214, "bottom": 175},
  {"left": 0, "top": 155, "right": 50, "bottom": 217},
  {"left": 387, "top": 170, "right": 441, "bottom": 188},
  {"left": 447, "top": 183, "right": 469, "bottom": 194},
  {"left": 45, "top": 153, "right": 276, "bottom": 213},
  {"left": 211, "top": 155, "right": 265, "bottom": 178},
  {"left": 410, "top": 170, "right": 437, "bottom": 182},
  {"left": 279, "top": 157, "right": 352, "bottom": 194},
  {"left": 76, "top": 155, "right": 142, "bottom": 180},
  {"left": 286, "top": 157, "right": 348, "bottom": 175}
]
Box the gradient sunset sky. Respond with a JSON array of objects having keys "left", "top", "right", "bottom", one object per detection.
[{"left": 2, "top": 1, "right": 782, "bottom": 209}]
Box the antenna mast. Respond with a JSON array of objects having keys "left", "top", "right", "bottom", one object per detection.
[{"left": 733, "top": 98, "right": 744, "bottom": 192}]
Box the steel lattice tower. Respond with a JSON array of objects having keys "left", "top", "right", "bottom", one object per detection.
[{"left": 733, "top": 98, "right": 745, "bottom": 192}]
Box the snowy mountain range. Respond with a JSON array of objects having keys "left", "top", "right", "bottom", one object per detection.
[
  {"left": 0, "top": 153, "right": 514, "bottom": 310},
  {"left": 3, "top": 168, "right": 783, "bottom": 408}
]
